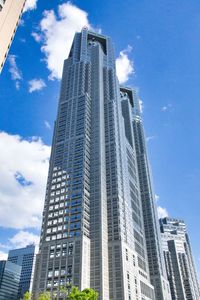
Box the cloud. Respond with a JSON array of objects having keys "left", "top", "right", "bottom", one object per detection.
[
  {"left": 157, "top": 206, "right": 169, "bottom": 219},
  {"left": 0, "top": 251, "right": 8, "bottom": 260},
  {"left": 146, "top": 136, "right": 156, "bottom": 143},
  {"left": 161, "top": 104, "right": 172, "bottom": 112},
  {"left": 8, "top": 55, "right": 22, "bottom": 89},
  {"left": 9, "top": 231, "right": 39, "bottom": 248},
  {"left": 31, "top": 32, "right": 42, "bottom": 42},
  {"left": 116, "top": 45, "right": 134, "bottom": 84},
  {"left": 33, "top": 2, "right": 92, "bottom": 80},
  {"left": 23, "top": 0, "right": 38, "bottom": 12},
  {"left": 44, "top": 120, "right": 51, "bottom": 129},
  {"left": 28, "top": 78, "right": 46, "bottom": 93},
  {"left": 155, "top": 194, "right": 160, "bottom": 202},
  {"left": 0, "top": 131, "right": 51, "bottom": 229}
]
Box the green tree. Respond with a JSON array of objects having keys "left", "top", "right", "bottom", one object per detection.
[
  {"left": 38, "top": 292, "right": 51, "bottom": 300},
  {"left": 69, "top": 286, "right": 98, "bottom": 300},
  {"left": 21, "top": 291, "right": 32, "bottom": 300}
]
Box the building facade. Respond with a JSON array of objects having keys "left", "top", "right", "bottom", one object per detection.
[
  {"left": 33, "top": 28, "right": 171, "bottom": 300},
  {"left": 132, "top": 92, "right": 172, "bottom": 300},
  {"left": 160, "top": 217, "right": 200, "bottom": 300},
  {"left": 0, "top": 260, "right": 21, "bottom": 300},
  {"left": 0, "top": 0, "right": 26, "bottom": 72},
  {"left": 8, "top": 244, "right": 36, "bottom": 299}
]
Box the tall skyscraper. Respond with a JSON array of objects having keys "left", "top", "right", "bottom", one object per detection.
[
  {"left": 0, "top": 0, "right": 26, "bottom": 72},
  {"left": 0, "top": 260, "right": 21, "bottom": 300},
  {"left": 132, "top": 94, "right": 172, "bottom": 300},
  {"left": 160, "top": 217, "right": 200, "bottom": 300},
  {"left": 33, "top": 28, "right": 170, "bottom": 300},
  {"left": 8, "top": 244, "right": 36, "bottom": 299}
]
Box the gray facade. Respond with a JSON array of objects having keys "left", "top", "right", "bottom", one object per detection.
[
  {"left": 32, "top": 28, "right": 171, "bottom": 300},
  {"left": 8, "top": 244, "right": 36, "bottom": 299},
  {"left": 132, "top": 92, "right": 172, "bottom": 300},
  {"left": 0, "top": 260, "right": 21, "bottom": 300},
  {"left": 160, "top": 217, "right": 200, "bottom": 300}
]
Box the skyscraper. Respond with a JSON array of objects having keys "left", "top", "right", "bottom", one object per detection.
[
  {"left": 0, "top": 260, "right": 21, "bottom": 300},
  {"left": 0, "top": 0, "right": 26, "bottom": 72},
  {"left": 8, "top": 244, "right": 36, "bottom": 299},
  {"left": 160, "top": 217, "right": 200, "bottom": 300},
  {"left": 132, "top": 93, "right": 172, "bottom": 300},
  {"left": 33, "top": 28, "right": 169, "bottom": 300}
]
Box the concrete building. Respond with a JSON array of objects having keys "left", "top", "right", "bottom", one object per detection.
[
  {"left": 132, "top": 91, "right": 172, "bottom": 300},
  {"left": 0, "top": 0, "right": 26, "bottom": 72},
  {"left": 33, "top": 28, "right": 171, "bottom": 300},
  {"left": 160, "top": 217, "right": 200, "bottom": 300},
  {"left": 0, "top": 260, "right": 21, "bottom": 300},
  {"left": 8, "top": 244, "right": 36, "bottom": 299}
]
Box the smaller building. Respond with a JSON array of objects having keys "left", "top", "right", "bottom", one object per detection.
[
  {"left": 160, "top": 217, "right": 200, "bottom": 300},
  {"left": 0, "top": 260, "right": 21, "bottom": 300},
  {"left": 0, "top": 0, "right": 26, "bottom": 72},
  {"left": 8, "top": 244, "right": 36, "bottom": 299}
]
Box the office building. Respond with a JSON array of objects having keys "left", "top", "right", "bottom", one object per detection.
[
  {"left": 160, "top": 217, "right": 200, "bottom": 300},
  {"left": 0, "top": 0, "right": 26, "bottom": 72},
  {"left": 8, "top": 244, "right": 36, "bottom": 299},
  {"left": 33, "top": 28, "right": 171, "bottom": 300},
  {"left": 132, "top": 92, "right": 172, "bottom": 300},
  {"left": 0, "top": 260, "right": 21, "bottom": 300}
]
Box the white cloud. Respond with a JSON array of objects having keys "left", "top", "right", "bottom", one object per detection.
[
  {"left": 9, "top": 231, "right": 39, "bottom": 248},
  {"left": 161, "top": 104, "right": 172, "bottom": 112},
  {"left": 146, "top": 136, "right": 155, "bottom": 143},
  {"left": 31, "top": 32, "right": 42, "bottom": 42},
  {"left": 155, "top": 194, "right": 160, "bottom": 202},
  {"left": 23, "top": 0, "right": 38, "bottom": 12},
  {"left": 44, "top": 120, "right": 51, "bottom": 129},
  {"left": 34, "top": 2, "right": 92, "bottom": 80},
  {"left": 0, "top": 251, "right": 8, "bottom": 260},
  {"left": 0, "top": 131, "right": 51, "bottom": 229},
  {"left": 8, "top": 55, "right": 22, "bottom": 89},
  {"left": 116, "top": 45, "right": 134, "bottom": 84},
  {"left": 157, "top": 206, "right": 169, "bottom": 219},
  {"left": 28, "top": 78, "right": 46, "bottom": 93}
]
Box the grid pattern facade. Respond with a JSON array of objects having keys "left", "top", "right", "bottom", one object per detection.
[
  {"left": 160, "top": 217, "right": 200, "bottom": 300},
  {"left": 8, "top": 244, "right": 35, "bottom": 299},
  {"left": 0, "top": 260, "right": 21, "bottom": 300},
  {"left": 32, "top": 28, "right": 162, "bottom": 300},
  {"left": 132, "top": 95, "right": 172, "bottom": 300}
]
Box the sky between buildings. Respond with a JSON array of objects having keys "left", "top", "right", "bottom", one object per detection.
[{"left": 0, "top": 0, "right": 200, "bottom": 277}]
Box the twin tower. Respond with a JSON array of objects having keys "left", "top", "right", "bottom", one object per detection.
[{"left": 33, "top": 28, "right": 172, "bottom": 300}]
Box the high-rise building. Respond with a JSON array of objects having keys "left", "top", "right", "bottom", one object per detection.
[
  {"left": 132, "top": 93, "right": 172, "bottom": 300},
  {"left": 8, "top": 244, "right": 36, "bottom": 299},
  {"left": 0, "top": 0, "right": 26, "bottom": 72},
  {"left": 160, "top": 217, "right": 200, "bottom": 300},
  {"left": 0, "top": 260, "right": 21, "bottom": 300},
  {"left": 33, "top": 28, "right": 170, "bottom": 300}
]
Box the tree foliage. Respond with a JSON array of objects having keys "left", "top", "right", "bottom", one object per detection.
[
  {"left": 21, "top": 287, "right": 98, "bottom": 300},
  {"left": 69, "top": 286, "right": 98, "bottom": 300}
]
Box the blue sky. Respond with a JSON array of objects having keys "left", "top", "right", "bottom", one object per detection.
[{"left": 0, "top": 0, "right": 200, "bottom": 276}]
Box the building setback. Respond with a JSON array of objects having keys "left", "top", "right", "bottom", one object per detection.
[
  {"left": 8, "top": 244, "right": 36, "bottom": 299},
  {"left": 132, "top": 93, "right": 172, "bottom": 300},
  {"left": 0, "top": 260, "right": 21, "bottom": 300},
  {"left": 32, "top": 28, "right": 171, "bottom": 300},
  {"left": 0, "top": 0, "right": 26, "bottom": 72},
  {"left": 160, "top": 217, "right": 200, "bottom": 300}
]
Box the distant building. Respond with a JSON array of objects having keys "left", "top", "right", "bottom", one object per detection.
[
  {"left": 0, "top": 0, "right": 26, "bottom": 72},
  {"left": 160, "top": 217, "right": 200, "bottom": 300},
  {"left": 8, "top": 244, "right": 36, "bottom": 299},
  {"left": 0, "top": 260, "right": 21, "bottom": 300}
]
